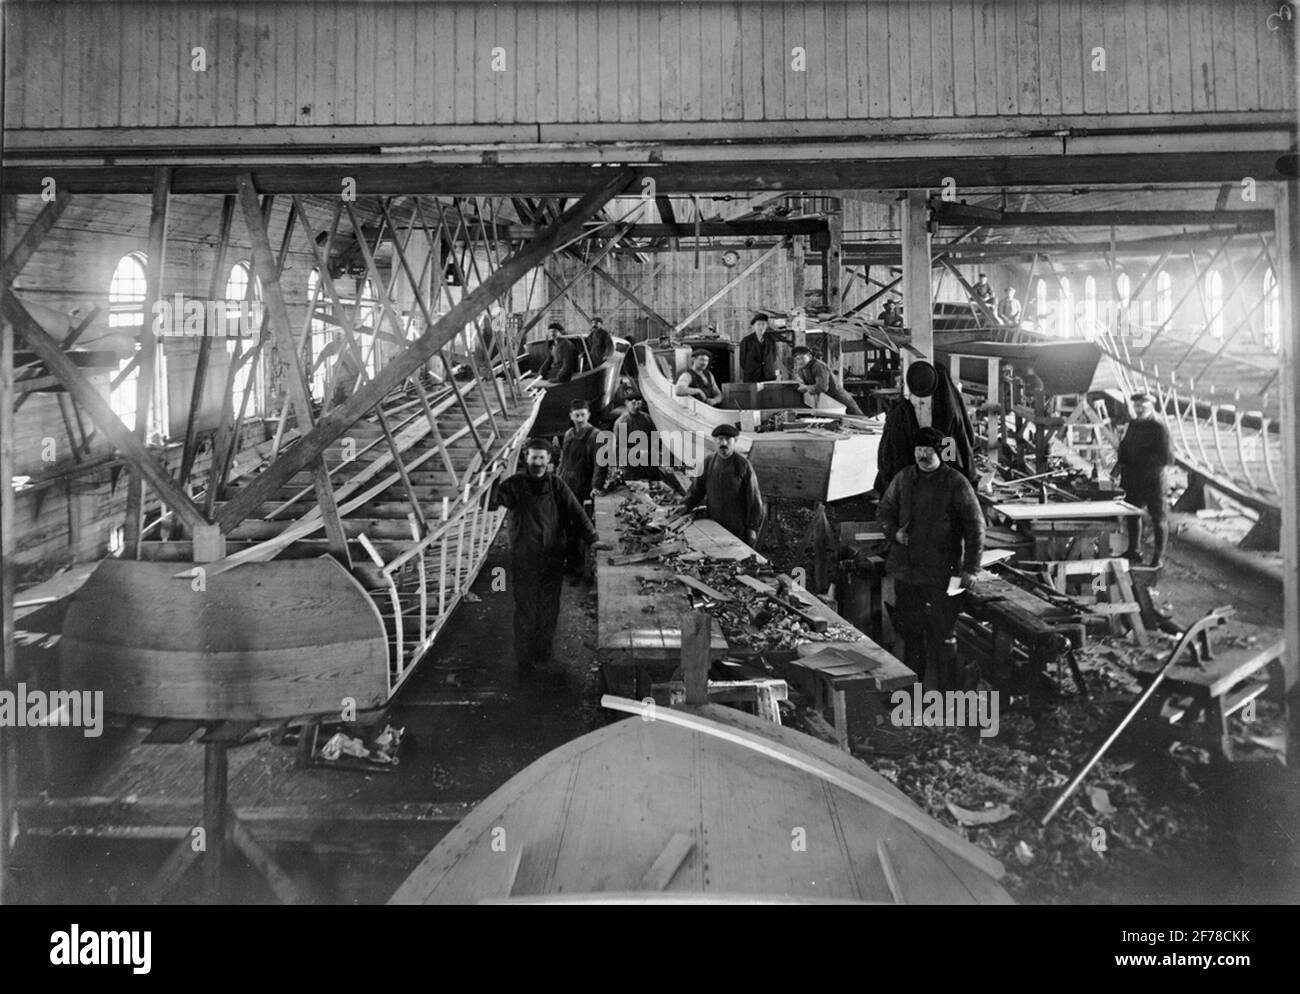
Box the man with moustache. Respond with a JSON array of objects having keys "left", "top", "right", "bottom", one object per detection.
[
  {"left": 792, "top": 345, "right": 864, "bottom": 415},
  {"left": 876, "top": 426, "right": 985, "bottom": 689},
  {"left": 558, "top": 398, "right": 607, "bottom": 579},
  {"left": 492, "top": 437, "right": 601, "bottom": 674},
  {"left": 739, "top": 312, "right": 782, "bottom": 383},
  {"left": 538, "top": 321, "right": 578, "bottom": 382},
  {"left": 675, "top": 349, "right": 724, "bottom": 405},
  {"left": 681, "top": 423, "right": 764, "bottom": 547}
]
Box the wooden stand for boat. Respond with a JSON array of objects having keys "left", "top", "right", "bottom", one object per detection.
[{"left": 142, "top": 719, "right": 303, "bottom": 905}]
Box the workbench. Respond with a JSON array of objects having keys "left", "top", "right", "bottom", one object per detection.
[
  {"left": 594, "top": 492, "right": 915, "bottom": 738},
  {"left": 992, "top": 499, "right": 1144, "bottom": 561}
]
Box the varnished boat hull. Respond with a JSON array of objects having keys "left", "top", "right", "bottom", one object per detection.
[
  {"left": 390, "top": 704, "right": 1012, "bottom": 904},
  {"left": 59, "top": 557, "right": 390, "bottom": 720},
  {"left": 634, "top": 344, "right": 879, "bottom": 502}
]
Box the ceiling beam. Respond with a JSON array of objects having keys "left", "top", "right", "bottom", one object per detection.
[{"left": 934, "top": 207, "right": 1273, "bottom": 228}]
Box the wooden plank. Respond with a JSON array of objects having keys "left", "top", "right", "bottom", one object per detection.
[
  {"left": 682, "top": 610, "right": 711, "bottom": 706},
  {"left": 888, "top": 0, "right": 912, "bottom": 118},
  {"left": 1209, "top": 0, "right": 1237, "bottom": 111},
  {"left": 1102, "top": 0, "right": 1129, "bottom": 114},
  {"left": 801, "top": 1, "right": 826, "bottom": 121},
  {"left": 1145, "top": 0, "right": 1172, "bottom": 115},
  {"left": 761, "top": 1, "right": 784, "bottom": 120},
  {"left": 639, "top": 2, "right": 661, "bottom": 122},
  {"left": 640, "top": 833, "right": 695, "bottom": 891},
  {"left": 846, "top": 2, "right": 869, "bottom": 118},
  {"left": 1123, "top": 0, "right": 1150, "bottom": 114},
  {"left": 930, "top": 0, "right": 955, "bottom": 119},
  {"left": 1057, "top": 0, "right": 1084, "bottom": 115},
  {"left": 576, "top": 3, "right": 600, "bottom": 122},
  {"left": 675, "top": 574, "right": 734, "bottom": 604},
  {"left": 618, "top": 1, "right": 640, "bottom": 122},
  {"left": 994, "top": 500, "right": 1142, "bottom": 521},
  {"left": 1037, "top": 0, "right": 1062, "bottom": 116}
]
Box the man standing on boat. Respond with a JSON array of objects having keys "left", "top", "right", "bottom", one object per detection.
[
  {"left": 877, "top": 426, "right": 985, "bottom": 690},
  {"left": 587, "top": 316, "right": 614, "bottom": 367},
  {"left": 973, "top": 273, "right": 995, "bottom": 308},
  {"left": 492, "top": 437, "right": 602, "bottom": 675},
  {"left": 739, "top": 312, "right": 782, "bottom": 382},
  {"left": 539, "top": 322, "right": 578, "bottom": 382},
  {"left": 675, "top": 349, "right": 723, "bottom": 405},
  {"left": 681, "top": 424, "right": 764, "bottom": 548},
  {"left": 1116, "top": 391, "right": 1174, "bottom": 568},
  {"left": 791, "top": 346, "right": 864, "bottom": 415},
  {"left": 997, "top": 287, "right": 1023, "bottom": 328},
  {"left": 559, "top": 399, "right": 607, "bottom": 579}
]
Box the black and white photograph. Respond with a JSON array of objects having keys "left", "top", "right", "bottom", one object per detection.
[{"left": 0, "top": 0, "right": 1296, "bottom": 948}]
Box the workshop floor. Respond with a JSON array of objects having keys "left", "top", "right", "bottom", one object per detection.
[{"left": 13, "top": 498, "right": 1295, "bottom": 905}]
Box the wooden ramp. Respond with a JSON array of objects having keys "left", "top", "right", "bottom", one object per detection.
[{"left": 390, "top": 703, "right": 1011, "bottom": 905}]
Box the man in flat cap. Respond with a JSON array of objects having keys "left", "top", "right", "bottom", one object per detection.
[
  {"left": 587, "top": 316, "right": 613, "bottom": 367},
  {"left": 972, "top": 273, "right": 995, "bottom": 308},
  {"left": 792, "top": 345, "right": 864, "bottom": 415},
  {"left": 558, "top": 398, "right": 607, "bottom": 579},
  {"left": 739, "top": 312, "right": 782, "bottom": 383},
  {"left": 538, "top": 321, "right": 578, "bottom": 382},
  {"left": 1116, "top": 391, "right": 1174, "bottom": 568},
  {"left": 675, "top": 349, "right": 723, "bottom": 405},
  {"left": 877, "top": 425, "right": 985, "bottom": 689},
  {"left": 491, "top": 437, "right": 602, "bottom": 675},
  {"left": 682, "top": 423, "right": 764, "bottom": 547}
]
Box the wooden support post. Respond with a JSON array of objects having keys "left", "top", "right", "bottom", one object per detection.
[
  {"left": 0, "top": 195, "right": 15, "bottom": 905},
  {"left": 791, "top": 235, "right": 806, "bottom": 316},
  {"left": 824, "top": 206, "right": 842, "bottom": 315},
  {"left": 236, "top": 176, "right": 350, "bottom": 565},
  {"left": 124, "top": 167, "right": 171, "bottom": 557},
  {"left": 202, "top": 742, "right": 228, "bottom": 903},
  {"left": 902, "top": 192, "right": 933, "bottom": 358},
  {"left": 682, "top": 610, "right": 712, "bottom": 707},
  {"left": 179, "top": 194, "right": 237, "bottom": 489},
  {"left": 1277, "top": 180, "right": 1300, "bottom": 689},
  {"left": 214, "top": 169, "right": 632, "bottom": 532}
]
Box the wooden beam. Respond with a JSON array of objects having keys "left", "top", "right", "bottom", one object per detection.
[
  {"left": 1279, "top": 180, "right": 1300, "bottom": 689},
  {"left": 824, "top": 208, "right": 843, "bottom": 315},
  {"left": 902, "top": 192, "right": 933, "bottom": 357},
  {"left": 0, "top": 195, "right": 16, "bottom": 905},
  {"left": 235, "top": 176, "right": 349, "bottom": 562},
  {"left": 179, "top": 194, "right": 236, "bottom": 487},
  {"left": 934, "top": 208, "right": 1274, "bottom": 228},
  {"left": 588, "top": 264, "right": 673, "bottom": 329},
  {"left": 123, "top": 168, "right": 170, "bottom": 556},
  {"left": 672, "top": 238, "right": 789, "bottom": 333},
  {"left": 2, "top": 291, "right": 208, "bottom": 531},
  {"left": 215, "top": 169, "right": 633, "bottom": 531},
  {"left": 2, "top": 196, "right": 72, "bottom": 287}
]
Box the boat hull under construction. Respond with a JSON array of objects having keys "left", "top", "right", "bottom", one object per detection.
[
  {"left": 634, "top": 344, "right": 880, "bottom": 503},
  {"left": 59, "top": 381, "right": 542, "bottom": 721},
  {"left": 390, "top": 700, "right": 1013, "bottom": 904}
]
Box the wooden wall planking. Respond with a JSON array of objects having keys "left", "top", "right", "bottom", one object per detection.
[{"left": 5, "top": 1, "right": 1291, "bottom": 138}]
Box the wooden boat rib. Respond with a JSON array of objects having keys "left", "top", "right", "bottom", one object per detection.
[
  {"left": 634, "top": 343, "right": 880, "bottom": 502},
  {"left": 60, "top": 373, "right": 542, "bottom": 721},
  {"left": 390, "top": 702, "right": 1012, "bottom": 905}
]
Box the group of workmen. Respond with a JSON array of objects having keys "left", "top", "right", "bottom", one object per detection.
[
  {"left": 674, "top": 311, "right": 864, "bottom": 414},
  {"left": 493, "top": 308, "right": 1174, "bottom": 689},
  {"left": 878, "top": 273, "right": 1023, "bottom": 328},
  {"left": 537, "top": 317, "right": 614, "bottom": 382}
]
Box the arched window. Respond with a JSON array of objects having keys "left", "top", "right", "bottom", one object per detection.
[
  {"left": 1058, "top": 276, "right": 1072, "bottom": 337},
  {"left": 225, "top": 262, "right": 263, "bottom": 416},
  {"left": 1156, "top": 270, "right": 1172, "bottom": 326},
  {"left": 1208, "top": 271, "right": 1224, "bottom": 339},
  {"left": 307, "top": 269, "right": 333, "bottom": 401},
  {"left": 1035, "top": 278, "right": 1048, "bottom": 330},
  {"left": 1116, "top": 272, "right": 1131, "bottom": 307},
  {"left": 1084, "top": 275, "right": 1098, "bottom": 332},
  {"left": 1263, "top": 268, "right": 1280, "bottom": 351},
  {"left": 107, "top": 253, "right": 147, "bottom": 428}
]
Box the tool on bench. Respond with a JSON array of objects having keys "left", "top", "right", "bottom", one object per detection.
[
  {"left": 1041, "top": 606, "right": 1235, "bottom": 825},
  {"left": 735, "top": 573, "right": 829, "bottom": 633}
]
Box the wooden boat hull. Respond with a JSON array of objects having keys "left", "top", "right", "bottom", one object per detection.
[
  {"left": 59, "top": 557, "right": 390, "bottom": 720},
  {"left": 525, "top": 337, "right": 630, "bottom": 435},
  {"left": 390, "top": 703, "right": 1012, "bottom": 904},
  {"left": 936, "top": 338, "right": 1103, "bottom": 396},
  {"left": 634, "top": 344, "right": 879, "bottom": 502}
]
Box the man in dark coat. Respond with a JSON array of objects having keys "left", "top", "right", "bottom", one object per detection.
[
  {"left": 608, "top": 392, "right": 659, "bottom": 482},
  {"left": 587, "top": 317, "right": 614, "bottom": 367},
  {"left": 738, "top": 312, "right": 782, "bottom": 383},
  {"left": 876, "top": 426, "right": 985, "bottom": 689},
  {"left": 682, "top": 424, "right": 764, "bottom": 547},
  {"left": 792, "top": 346, "right": 863, "bottom": 414},
  {"left": 558, "top": 399, "right": 607, "bottom": 577},
  {"left": 538, "top": 323, "right": 578, "bottom": 382},
  {"left": 491, "top": 437, "right": 600, "bottom": 673},
  {"left": 1116, "top": 391, "right": 1174, "bottom": 567},
  {"left": 972, "top": 273, "right": 995, "bottom": 307},
  {"left": 880, "top": 299, "right": 904, "bottom": 329}
]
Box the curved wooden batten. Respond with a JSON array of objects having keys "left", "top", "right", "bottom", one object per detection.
[{"left": 59, "top": 557, "right": 389, "bottom": 721}]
